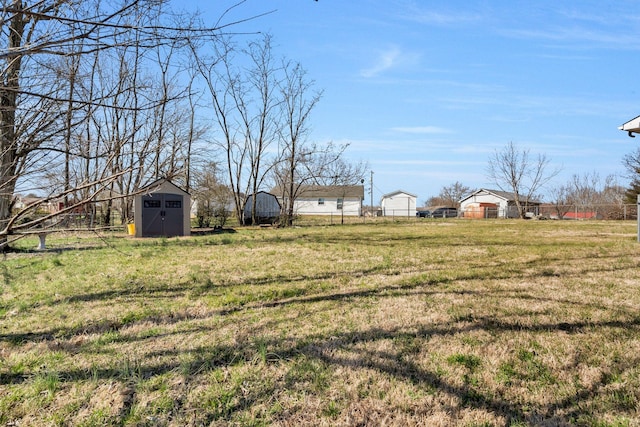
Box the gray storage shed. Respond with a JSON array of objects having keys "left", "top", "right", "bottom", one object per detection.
[
  {"left": 134, "top": 179, "right": 191, "bottom": 237},
  {"left": 244, "top": 191, "right": 281, "bottom": 224}
]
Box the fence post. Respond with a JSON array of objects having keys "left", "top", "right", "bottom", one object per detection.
[{"left": 637, "top": 195, "right": 640, "bottom": 242}]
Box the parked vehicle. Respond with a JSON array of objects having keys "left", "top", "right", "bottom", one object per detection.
[
  {"left": 431, "top": 207, "right": 458, "bottom": 218},
  {"left": 416, "top": 210, "right": 431, "bottom": 218}
]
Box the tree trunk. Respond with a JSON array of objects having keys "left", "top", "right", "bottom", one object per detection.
[{"left": 0, "top": 8, "right": 25, "bottom": 241}]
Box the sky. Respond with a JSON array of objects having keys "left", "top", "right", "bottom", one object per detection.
[{"left": 180, "top": 0, "right": 640, "bottom": 205}]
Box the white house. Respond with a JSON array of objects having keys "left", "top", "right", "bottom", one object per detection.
[
  {"left": 244, "top": 191, "right": 281, "bottom": 224},
  {"left": 380, "top": 190, "right": 417, "bottom": 217},
  {"left": 459, "top": 188, "right": 540, "bottom": 219},
  {"left": 271, "top": 185, "right": 364, "bottom": 216}
]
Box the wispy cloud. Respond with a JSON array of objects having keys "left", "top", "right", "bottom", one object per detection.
[
  {"left": 360, "top": 46, "right": 402, "bottom": 78},
  {"left": 391, "top": 126, "right": 453, "bottom": 135},
  {"left": 500, "top": 26, "right": 639, "bottom": 48},
  {"left": 399, "top": 3, "right": 484, "bottom": 27},
  {"left": 405, "top": 10, "right": 483, "bottom": 26}
]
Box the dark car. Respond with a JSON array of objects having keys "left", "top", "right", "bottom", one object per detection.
[
  {"left": 416, "top": 210, "right": 431, "bottom": 218},
  {"left": 430, "top": 207, "right": 458, "bottom": 218}
]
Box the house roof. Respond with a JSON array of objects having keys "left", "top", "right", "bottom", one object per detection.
[
  {"left": 619, "top": 114, "right": 640, "bottom": 135},
  {"left": 271, "top": 185, "right": 364, "bottom": 199},
  {"left": 381, "top": 190, "right": 417, "bottom": 199},
  {"left": 460, "top": 188, "right": 541, "bottom": 204}
]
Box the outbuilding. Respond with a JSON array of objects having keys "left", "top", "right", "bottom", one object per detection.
[
  {"left": 244, "top": 191, "right": 281, "bottom": 224},
  {"left": 380, "top": 190, "right": 417, "bottom": 217},
  {"left": 134, "top": 179, "right": 191, "bottom": 237}
]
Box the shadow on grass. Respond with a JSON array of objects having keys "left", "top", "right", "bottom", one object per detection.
[
  {"left": 3, "top": 307, "right": 639, "bottom": 424},
  {"left": 6, "top": 243, "right": 636, "bottom": 319},
  {"left": 3, "top": 269, "right": 640, "bottom": 424}
]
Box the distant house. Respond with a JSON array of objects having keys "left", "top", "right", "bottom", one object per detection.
[
  {"left": 380, "top": 190, "right": 417, "bottom": 217},
  {"left": 271, "top": 185, "right": 364, "bottom": 216},
  {"left": 243, "top": 191, "right": 281, "bottom": 224},
  {"left": 460, "top": 188, "right": 541, "bottom": 218},
  {"left": 13, "top": 194, "right": 61, "bottom": 214}
]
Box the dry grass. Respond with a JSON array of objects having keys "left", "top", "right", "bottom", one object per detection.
[{"left": 2, "top": 220, "right": 640, "bottom": 426}]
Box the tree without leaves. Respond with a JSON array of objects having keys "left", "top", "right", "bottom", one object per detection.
[
  {"left": 192, "top": 32, "right": 359, "bottom": 226},
  {"left": 568, "top": 172, "right": 624, "bottom": 219},
  {"left": 0, "top": 0, "right": 265, "bottom": 248},
  {"left": 274, "top": 60, "right": 322, "bottom": 226},
  {"left": 548, "top": 183, "right": 572, "bottom": 219},
  {"left": 191, "top": 161, "right": 232, "bottom": 228},
  {"left": 437, "top": 181, "right": 473, "bottom": 208},
  {"left": 190, "top": 34, "right": 282, "bottom": 226},
  {"left": 622, "top": 147, "right": 640, "bottom": 204},
  {"left": 486, "top": 141, "right": 560, "bottom": 219}
]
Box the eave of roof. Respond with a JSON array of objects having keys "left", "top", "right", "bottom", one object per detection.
[{"left": 619, "top": 114, "right": 640, "bottom": 134}]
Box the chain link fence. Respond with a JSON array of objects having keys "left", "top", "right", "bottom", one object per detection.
[
  {"left": 460, "top": 204, "right": 638, "bottom": 220},
  {"left": 280, "top": 204, "right": 639, "bottom": 226}
]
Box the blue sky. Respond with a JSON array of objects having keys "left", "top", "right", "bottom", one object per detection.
[{"left": 184, "top": 0, "right": 640, "bottom": 205}]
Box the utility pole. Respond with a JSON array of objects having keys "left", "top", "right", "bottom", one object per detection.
[{"left": 370, "top": 170, "right": 374, "bottom": 216}]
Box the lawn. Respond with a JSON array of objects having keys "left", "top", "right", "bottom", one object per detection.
[{"left": 1, "top": 220, "right": 640, "bottom": 426}]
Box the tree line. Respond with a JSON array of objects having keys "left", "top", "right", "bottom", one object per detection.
[
  {"left": 1, "top": 0, "right": 357, "bottom": 248},
  {"left": 425, "top": 141, "right": 635, "bottom": 219}
]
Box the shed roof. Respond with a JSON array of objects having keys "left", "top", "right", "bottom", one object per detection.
[{"left": 140, "top": 178, "right": 190, "bottom": 196}]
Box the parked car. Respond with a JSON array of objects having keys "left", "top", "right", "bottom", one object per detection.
[
  {"left": 416, "top": 210, "right": 431, "bottom": 218},
  {"left": 430, "top": 207, "right": 458, "bottom": 218}
]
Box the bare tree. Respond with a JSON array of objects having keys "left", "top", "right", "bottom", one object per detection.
[
  {"left": 439, "top": 181, "right": 473, "bottom": 208},
  {"left": 192, "top": 162, "right": 233, "bottom": 228},
  {"left": 0, "top": 0, "right": 263, "bottom": 247},
  {"left": 238, "top": 35, "right": 281, "bottom": 225},
  {"left": 193, "top": 34, "right": 316, "bottom": 226},
  {"left": 275, "top": 61, "right": 322, "bottom": 226},
  {"left": 568, "top": 172, "right": 604, "bottom": 207},
  {"left": 486, "top": 141, "right": 560, "bottom": 218},
  {"left": 548, "top": 183, "right": 572, "bottom": 219},
  {"left": 568, "top": 172, "right": 622, "bottom": 219},
  {"left": 622, "top": 147, "right": 640, "bottom": 204}
]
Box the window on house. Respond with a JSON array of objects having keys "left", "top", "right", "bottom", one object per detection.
[
  {"left": 337, "top": 198, "right": 343, "bottom": 210},
  {"left": 318, "top": 198, "right": 325, "bottom": 205}
]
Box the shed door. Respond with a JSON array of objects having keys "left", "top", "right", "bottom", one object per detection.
[
  {"left": 141, "top": 194, "right": 184, "bottom": 237},
  {"left": 163, "top": 194, "right": 184, "bottom": 236}
]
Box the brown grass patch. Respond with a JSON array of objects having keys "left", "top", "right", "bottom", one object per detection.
[{"left": 2, "top": 220, "right": 640, "bottom": 425}]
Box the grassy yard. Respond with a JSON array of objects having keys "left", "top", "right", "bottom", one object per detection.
[{"left": 1, "top": 220, "right": 640, "bottom": 426}]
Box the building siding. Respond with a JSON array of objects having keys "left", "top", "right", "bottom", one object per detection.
[
  {"left": 294, "top": 197, "right": 361, "bottom": 216},
  {"left": 380, "top": 191, "right": 417, "bottom": 217}
]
